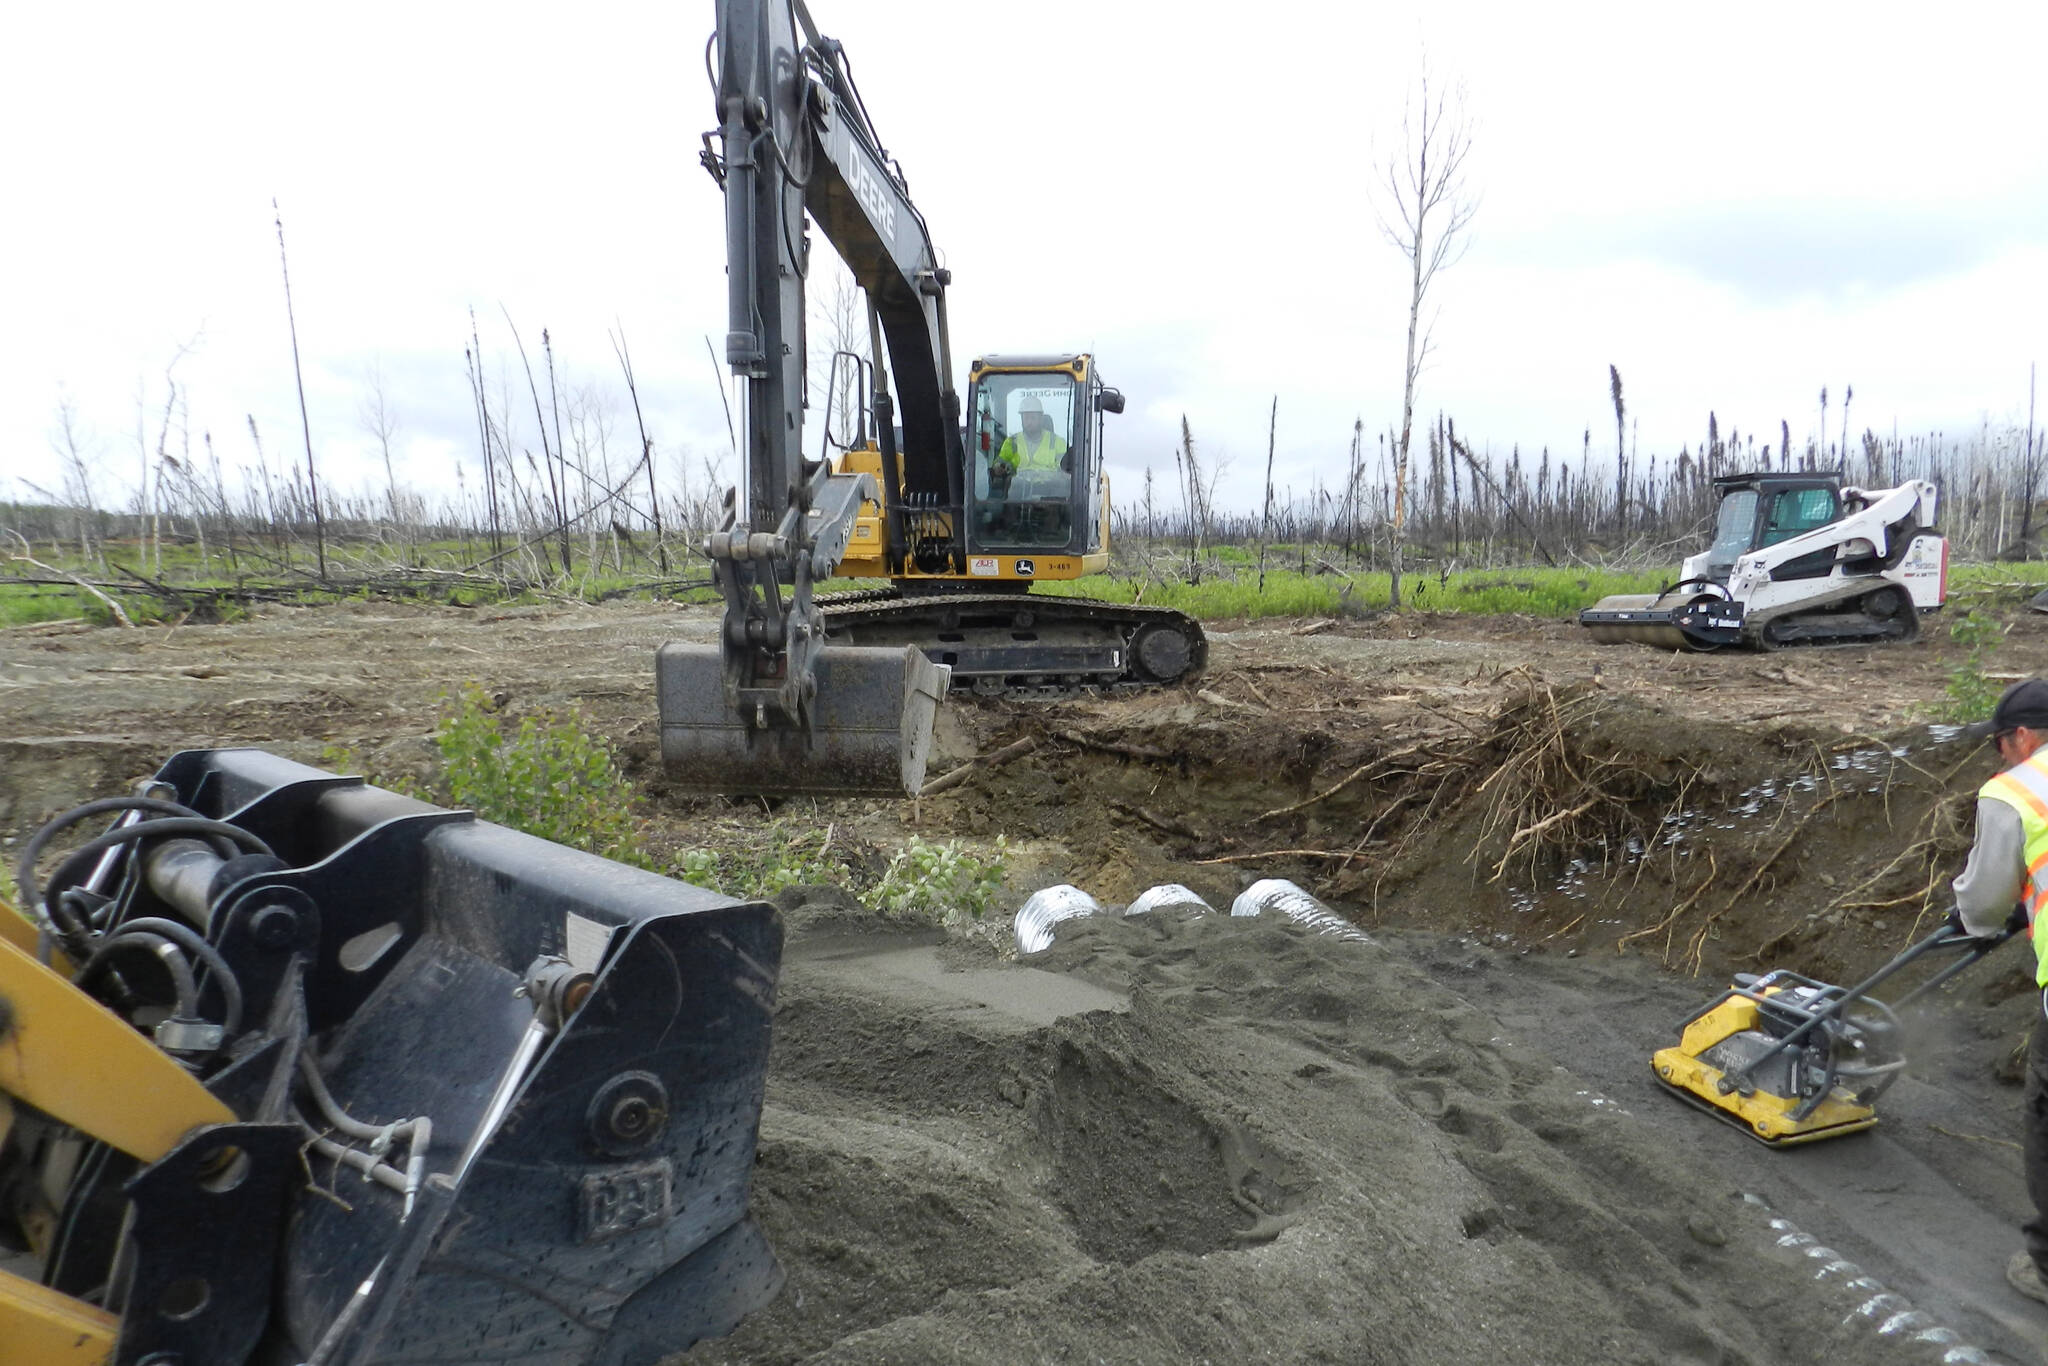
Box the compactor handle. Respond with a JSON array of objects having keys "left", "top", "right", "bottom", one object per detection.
[{"left": 1886, "top": 913, "right": 2023, "bottom": 1012}]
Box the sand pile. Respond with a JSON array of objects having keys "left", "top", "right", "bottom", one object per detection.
[{"left": 682, "top": 906, "right": 1987, "bottom": 1365}]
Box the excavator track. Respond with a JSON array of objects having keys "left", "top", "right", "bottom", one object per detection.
[{"left": 819, "top": 589, "right": 1207, "bottom": 699}]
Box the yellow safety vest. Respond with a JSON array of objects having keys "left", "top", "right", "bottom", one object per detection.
[
  {"left": 999, "top": 429, "right": 1066, "bottom": 472},
  {"left": 1980, "top": 749, "right": 2048, "bottom": 984}
]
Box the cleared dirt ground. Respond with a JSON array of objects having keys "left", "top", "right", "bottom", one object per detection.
[{"left": 9, "top": 597, "right": 2048, "bottom": 1363}]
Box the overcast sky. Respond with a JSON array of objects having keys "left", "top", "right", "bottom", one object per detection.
[{"left": 5, "top": 0, "right": 2045, "bottom": 518}]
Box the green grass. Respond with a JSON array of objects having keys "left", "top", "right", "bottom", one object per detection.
[
  {"left": 1035, "top": 557, "right": 2048, "bottom": 624},
  {"left": 12, "top": 526, "right": 2048, "bottom": 631},
  {"left": 0, "top": 530, "right": 725, "bottom": 626},
  {"left": 1950, "top": 562, "right": 2048, "bottom": 593},
  {"left": 0, "top": 585, "right": 98, "bottom": 627},
  {"left": 1033, "top": 565, "right": 1671, "bottom": 621}
]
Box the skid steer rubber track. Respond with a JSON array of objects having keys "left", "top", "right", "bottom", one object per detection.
[
  {"left": 1751, "top": 595, "right": 1923, "bottom": 650},
  {"left": 820, "top": 589, "right": 1207, "bottom": 699},
  {"left": 1581, "top": 583, "right": 1924, "bottom": 652}
]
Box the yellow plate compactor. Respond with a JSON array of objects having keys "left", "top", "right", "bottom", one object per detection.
[{"left": 1654, "top": 919, "right": 2020, "bottom": 1145}]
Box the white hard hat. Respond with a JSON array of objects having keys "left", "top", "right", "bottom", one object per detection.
[{"left": 1019, "top": 396, "right": 1044, "bottom": 415}]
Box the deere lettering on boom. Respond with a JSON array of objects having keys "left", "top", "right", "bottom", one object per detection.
[{"left": 658, "top": 0, "right": 1207, "bottom": 799}]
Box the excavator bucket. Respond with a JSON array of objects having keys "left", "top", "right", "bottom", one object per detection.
[
  {"left": 0, "top": 749, "right": 782, "bottom": 1366},
  {"left": 656, "top": 642, "right": 949, "bottom": 797}
]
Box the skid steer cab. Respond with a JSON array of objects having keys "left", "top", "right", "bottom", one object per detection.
[
  {"left": 1, "top": 749, "right": 781, "bottom": 1366},
  {"left": 1580, "top": 473, "right": 1947, "bottom": 651}
]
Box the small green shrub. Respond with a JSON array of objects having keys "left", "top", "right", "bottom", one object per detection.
[
  {"left": 673, "top": 829, "right": 1007, "bottom": 930},
  {"left": 672, "top": 826, "right": 843, "bottom": 900},
  {"left": 429, "top": 683, "right": 652, "bottom": 865},
  {"left": 869, "top": 835, "right": 1008, "bottom": 927},
  {"left": 325, "top": 687, "right": 1010, "bottom": 934},
  {"left": 1935, "top": 609, "right": 2006, "bottom": 722}
]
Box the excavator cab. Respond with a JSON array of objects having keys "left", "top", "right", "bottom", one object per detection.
[
  {"left": 965, "top": 355, "right": 1121, "bottom": 563},
  {"left": 969, "top": 358, "right": 1104, "bottom": 556}
]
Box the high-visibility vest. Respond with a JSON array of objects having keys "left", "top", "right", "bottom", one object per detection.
[
  {"left": 1979, "top": 749, "right": 2048, "bottom": 984},
  {"left": 1000, "top": 429, "right": 1066, "bottom": 472}
]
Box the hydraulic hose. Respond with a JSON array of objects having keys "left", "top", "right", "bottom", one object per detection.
[
  {"left": 40, "top": 819, "right": 272, "bottom": 932},
  {"left": 105, "top": 917, "right": 246, "bottom": 1036},
  {"left": 297, "top": 1055, "right": 433, "bottom": 1218},
  {"left": 15, "top": 797, "right": 215, "bottom": 938},
  {"left": 74, "top": 933, "right": 199, "bottom": 1020}
]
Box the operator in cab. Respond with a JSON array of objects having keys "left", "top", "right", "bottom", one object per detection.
[{"left": 995, "top": 395, "right": 1067, "bottom": 478}]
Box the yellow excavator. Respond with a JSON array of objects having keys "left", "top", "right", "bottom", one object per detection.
[{"left": 657, "top": 0, "right": 1206, "bottom": 799}]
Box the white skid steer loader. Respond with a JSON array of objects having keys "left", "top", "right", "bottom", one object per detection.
[{"left": 1580, "top": 472, "right": 1946, "bottom": 651}]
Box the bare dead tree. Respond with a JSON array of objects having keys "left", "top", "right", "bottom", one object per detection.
[
  {"left": 468, "top": 308, "right": 503, "bottom": 556},
  {"left": 1374, "top": 63, "right": 1477, "bottom": 609},
  {"left": 2024, "top": 364, "right": 2040, "bottom": 556},
  {"left": 544, "top": 328, "right": 581, "bottom": 570},
  {"left": 1818, "top": 385, "right": 1829, "bottom": 470},
  {"left": 1257, "top": 396, "right": 1277, "bottom": 592},
  {"left": 361, "top": 358, "right": 407, "bottom": 560},
  {"left": 51, "top": 391, "right": 101, "bottom": 566},
  {"left": 1609, "top": 365, "right": 1626, "bottom": 538},
  {"left": 502, "top": 310, "right": 568, "bottom": 577},
  {"left": 1839, "top": 383, "right": 1853, "bottom": 475},
  {"left": 273, "top": 201, "right": 327, "bottom": 580},
  {"left": 1176, "top": 416, "right": 1200, "bottom": 578},
  {"left": 810, "top": 267, "right": 868, "bottom": 446},
  {"left": 611, "top": 324, "right": 669, "bottom": 573}
]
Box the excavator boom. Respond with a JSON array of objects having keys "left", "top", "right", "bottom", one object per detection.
[{"left": 659, "top": 0, "right": 952, "bottom": 797}]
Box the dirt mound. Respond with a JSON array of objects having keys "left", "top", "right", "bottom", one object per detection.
[{"left": 684, "top": 912, "right": 1993, "bottom": 1364}]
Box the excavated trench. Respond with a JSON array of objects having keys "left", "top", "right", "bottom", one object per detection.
[{"left": 925, "top": 676, "right": 1993, "bottom": 994}]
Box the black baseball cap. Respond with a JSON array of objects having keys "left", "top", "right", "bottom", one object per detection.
[{"left": 1965, "top": 679, "right": 2048, "bottom": 742}]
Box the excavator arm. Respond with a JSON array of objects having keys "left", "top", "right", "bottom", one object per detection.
[
  {"left": 794, "top": 8, "right": 967, "bottom": 525},
  {"left": 659, "top": 0, "right": 951, "bottom": 796}
]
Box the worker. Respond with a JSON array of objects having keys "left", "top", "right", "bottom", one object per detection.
[
  {"left": 1952, "top": 677, "right": 2048, "bottom": 1305},
  {"left": 995, "top": 395, "right": 1067, "bottom": 476}
]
